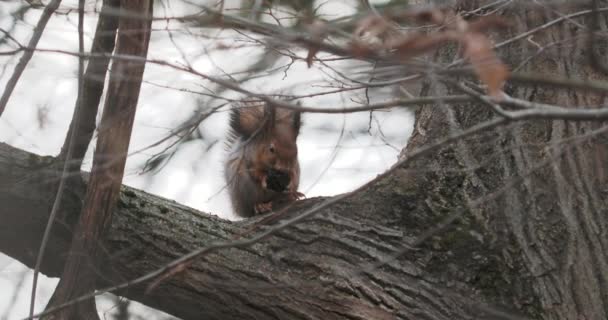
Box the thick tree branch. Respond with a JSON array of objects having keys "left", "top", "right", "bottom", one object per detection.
[{"left": 0, "top": 140, "right": 530, "bottom": 320}]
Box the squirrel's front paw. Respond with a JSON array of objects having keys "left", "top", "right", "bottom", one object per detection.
[
  {"left": 254, "top": 202, "right": 273, "bottom": 214},
  {"left": 289, "top": 191, "right": 305, "bottom": 200}
]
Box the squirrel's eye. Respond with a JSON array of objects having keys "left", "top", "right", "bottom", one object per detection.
[{"left": 269, "top": 144, "right": 275, "bottom": 153}]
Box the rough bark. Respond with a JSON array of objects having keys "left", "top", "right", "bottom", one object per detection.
[
  {"left": 402, "top": 2, "right": 608, "bottom": 320},
  {"left": 0, "top": 139, "right": 528, "bottom": 320}
]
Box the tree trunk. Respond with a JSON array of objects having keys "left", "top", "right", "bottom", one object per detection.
[
  {"left": 1, "top": 1, "right": 607, "bottom": 320},
  {"left": 403, "top": 2, "right": 608, "bottom": 319}
]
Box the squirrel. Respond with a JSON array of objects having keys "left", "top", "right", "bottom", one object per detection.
[{"left": 224, "top": 102, "right": 303, "bottom": 218}]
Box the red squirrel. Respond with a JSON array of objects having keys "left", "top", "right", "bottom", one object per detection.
[{"left": 224, "top": 102, "right": 303, "bottom": 218}]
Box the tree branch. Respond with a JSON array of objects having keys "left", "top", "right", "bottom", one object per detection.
[
  {"left": 0, "top": 0, "right": 62, "bottom": 118},
  {"left": 59, "top": 0, "right": 120, "bottom": 165},
  {"left": 0, "top": 138, "right": 526, "bottom": 320},
  {"left": 42, "top": 1, "right": 152, "bottom": 319},
  {"left": 28, "top": 0, "right": 90, "bottom": 317}
]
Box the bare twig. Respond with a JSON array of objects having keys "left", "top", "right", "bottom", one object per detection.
[
  {"left": 446, "top": 80, "right": 512, "bottom": 117},
  {"left": 589, "top": 0, "right": 608, "bottom": 75},
  {"left": 39, "top": 1, "right": 153, "bottom": 319},
  {"left": 495, "top": 6, "right": 608, "bottom": 48},
  {"left": 27, "top": 0, "right": 77, "bottom": 318},
  {"left": 59, "top": 0, "right": 121, "bottom": 164},
  {"left": 20, "top": 44, "right": 608, "bottom": 119},
  {"left": 28, "top": 0, "right": 122, "bottom": 317},
  {"left": 2, "top": 268, "right": 29, "bottom": 320},
  {"left": 0, "top": 0, "right": 62, "bottom": 118}
]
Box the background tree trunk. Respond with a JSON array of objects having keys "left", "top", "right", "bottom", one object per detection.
[{"left": 403, "top": 1, "right": 608, "bottom": 319}]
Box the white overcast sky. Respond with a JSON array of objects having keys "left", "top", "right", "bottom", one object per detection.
[{"left": 0, "top": 0, "right": 413, "bottom": 318}]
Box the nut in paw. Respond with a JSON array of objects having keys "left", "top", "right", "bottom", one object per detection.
[{"left": 266, "top": 169, "right": 290, "bottom": 192}]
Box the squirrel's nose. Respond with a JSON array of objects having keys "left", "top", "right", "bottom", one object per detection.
[{"left": 266, "top": 169, "right": 290, "bottom": 192}]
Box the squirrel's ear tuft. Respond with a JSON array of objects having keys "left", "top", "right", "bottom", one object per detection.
[
  {"left": 263, "top": 104, "right": 277, "bottom": 130},
  {"left": 229, "top": 103, "right": 269, "bottom": 139},
  {"left": 290, "top": 102, "right": 302, "bottom": 136},
  {"left": 292, "top": 110, "right": 301, "bottom": 136}
]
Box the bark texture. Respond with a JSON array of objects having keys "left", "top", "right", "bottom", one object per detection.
[
  {"left": 0, "top": 140, "right": 527, "bottom": 320},
  {"left": 402, "top": 2, "right": 608, "bottom": 320}
]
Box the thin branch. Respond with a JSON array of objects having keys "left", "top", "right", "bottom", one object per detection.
[
  {"left": 507, "top": 71, "right": 608, "bottom": 94},
  {"left": 589, "top": 0, "right": 608, "bottom": 75},
  {"left": 446, "top": 80, "right": 512, "bottom": 117},
  {"left": 450, "top": 79, "right": 608, "bottom": 121},
  {"left": 40, "top": 0, "right": 153, "bottom": 319},
  {"left": 25, "top": 44, "right": 608, "bottom": 117},
  {"left": 0, "top": 0, "right": 62, "bottom": 118},
  {"left": 500, "top": 96, "right": 608, "bottom": 120},
  {"left": 28, "top": 0, "right": 77, "bottom": 318},
  {"left": 2, "top": 268, "right": 29, "bottom": 320},
  {"left": 495, "top": 6, "right": 608, "bottom": 48},
  {"left": 8, "top": 31, "right": 608, "bottom": 97},
  {"left": 59, "top": 0, "right": 121, "bottom": 163},
  {"left": 28, "top": 0, "right": 122, "bottom": 318}
]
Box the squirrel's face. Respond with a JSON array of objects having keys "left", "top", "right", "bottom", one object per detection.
[
  {"left": 256, "top": 135, "right": 298, "bottom": 172},
  {"left": 254, "top": 131, "right": 298, "bottom": 192}
]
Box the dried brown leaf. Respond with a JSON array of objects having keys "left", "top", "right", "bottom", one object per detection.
[
  {"left": 354, "top": 15, "right": 392, "bottom": 40},
  {"left": 389, "top": 31, "right": 459, "bottom": 61},
  {"left": 347, "top": 15, "right": 396, "bottom": 59},
  {"left": 348, "top": 8, "right": 509, "bottom": 95},
  {"left": 461, "top": 32, "right": 509, "bottom": 97},
  {"left": 305, "top": 20, "right": 328, "bottom": 68}
]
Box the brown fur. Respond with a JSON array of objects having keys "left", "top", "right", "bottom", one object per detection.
[{"left": 224, "top": 102, "right": 302, "bottom": 218}]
